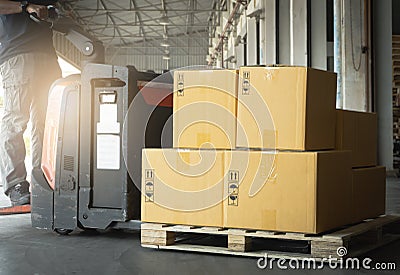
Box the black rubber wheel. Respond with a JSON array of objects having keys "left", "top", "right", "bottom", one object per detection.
[{"left": 54, "top": 228, "right": 73, "bottom": 235}]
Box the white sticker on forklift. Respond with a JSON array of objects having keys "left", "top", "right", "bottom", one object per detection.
[{"left": 97, "top": 134, "right": 120, "bottom": 170}]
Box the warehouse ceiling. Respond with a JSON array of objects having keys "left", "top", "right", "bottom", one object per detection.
[{"left": 57, "top": 0, "right": 227, "bottom": 50}]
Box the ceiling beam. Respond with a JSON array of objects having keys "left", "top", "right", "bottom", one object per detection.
[
  {"left": 130, "top": 0, "right": 146, "bottom": 38},
  {"left": 98, "top": 0, "right": 128, "bottom": 45},
  {"left": 70, "top": 8, "right": 226, "bottom": 12},
  {"left": 85, "top": 23, "right": 215, "bottom": 28}
]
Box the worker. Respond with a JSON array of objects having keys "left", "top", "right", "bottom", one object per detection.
[{"left": 0, "top": 0, "right": 61, "bottom": 206}]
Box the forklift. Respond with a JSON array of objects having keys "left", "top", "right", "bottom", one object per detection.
[{"left": 29, "top": 15, "right": 173, "bottom": 234}]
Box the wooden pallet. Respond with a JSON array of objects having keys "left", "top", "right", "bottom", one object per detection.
[{"left": 141, "top": 215, "right": 400, "bottom": 260}]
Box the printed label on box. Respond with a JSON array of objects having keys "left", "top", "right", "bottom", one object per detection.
[
  {"left": 242, "top": 71, "right": 250, "bottom": 95},
  {"left": 145, "top": 169, "right": 154, "bottom": 179},
  {"left": 228, "top": 170, "right": 239, "bottom": 206},
  {"left": 177, "top": 74, "right": 184, "bottom": 96},
  {"left": 145, "top": 169, "right": 154, "bottom": 202}
]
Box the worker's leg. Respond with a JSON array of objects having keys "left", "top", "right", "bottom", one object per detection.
[
  {"left": 30, "top": 54, "right": 61, "bottom": 172},
  {"left": 0, "top": 54, "right": 34, "bottom": 203}
]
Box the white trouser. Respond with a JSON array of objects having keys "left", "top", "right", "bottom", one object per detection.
[{"left": 0, "top": 53, "right": 61, "bottom": 195}]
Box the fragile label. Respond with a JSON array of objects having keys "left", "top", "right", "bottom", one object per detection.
[
  {"left": 228, "top": 170, "right": 239, "bottom": 206},
  {"left": 242, "top": 71, "right": 250, "bottom": 95},
  {"left": 177, "top": 74, "right": 184, "bottom": 96},
  {"left": 145, "top": 169, "right": 154, "bottom": 202}
]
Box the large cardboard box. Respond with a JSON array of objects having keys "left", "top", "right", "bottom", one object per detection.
[
  {"left": 224, "top": 150, "right": 353, "bottom": 234},
  {"left": 336, "top": 110, "right": 377, "bottom": 168},
  {"left": 352, "top": 166, "right": 386, "bottom": 223},
  {"left": 173, "top": 70, "right": 238, "bottom": 149},
  {"left": 237, "top": 66, "right": 337, "bottom": 151},
  {"left": 141, "top": 149, "right": 228, "bottom": 227}
]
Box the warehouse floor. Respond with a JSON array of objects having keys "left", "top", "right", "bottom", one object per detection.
[{"left": 0, "top": 178, "right": 399, "bottom": 275}]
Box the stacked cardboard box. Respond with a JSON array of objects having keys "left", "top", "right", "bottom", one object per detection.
[
  {"left": 142, "top": 69, "right": 238, "bottom": 229},
  {"left": 142, "top": 67, "right": 385, "bottom": 235},
  {"left": 232, "top": 66, "right": 352, "bottom": 233},
  {"left": 173, "top": 69, "right": 238, "bottom": 149},
  {"left": 142, "top": 149, "right": 226, "bottom": 227},
  {"left": 237, "top": 66, "right": 337, "bottom": 150},
  {"left": 335, "top": 109, "right": 386, "bottom": 222},
  {"left": 142, "top": 149, "right": 353, "bottom": 234},
  {"left": 142, "top": 69, "right": 239, "bottom": 229}
]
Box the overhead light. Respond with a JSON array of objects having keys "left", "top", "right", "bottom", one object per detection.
[
  {"left": 159, "top": 14, "right": 170, "bottom": 26},
  {"left": 160, "top": 40, "right": 170, "bottom": 47},
  {"left": 163, "top": 54, "right": 171, "bottom": 60}
]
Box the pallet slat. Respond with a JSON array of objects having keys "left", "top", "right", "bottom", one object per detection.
[{"left": 142, "top": 243, "right": 314, "bottom": 260}]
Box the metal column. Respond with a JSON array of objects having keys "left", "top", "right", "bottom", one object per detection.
[
  {"left": 279, "top": 0, "right": 291, "bottom": 64},
  {"left": 311, "top": 0, "right": 327, "bottom": 70},
  {"left": 334, "top": 0, "right": 343, "bottom": 108},
  {"left": 290, "top": 0, "right": 309, "bottom": 66},
  {"left": 247, "top": 17, "right": 258, "bottom": 65},
  {"left": 373, "top": 0, "right": 393, "bottom": 170},
  {"left": 260, "top": 0, "right": 277, "bottom": 64}
]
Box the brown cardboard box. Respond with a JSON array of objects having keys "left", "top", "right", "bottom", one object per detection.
[
  {"left": 352, "top": 166, "right": 386, "bottom": 223},
  {"left": 173, "top": 70, "right": 238, "bottom": 149},
  {"left": 141, "top": 149, "right": 229, "bottom": 227},
  {"left": 236, "top": 66, "right": 337, "bottom": 151},
  {"left": 224, "top": 150, "right": 353, "bottom": 234},
  {"left": 336, "top": 110, "right": 377, "bottom": 168}
]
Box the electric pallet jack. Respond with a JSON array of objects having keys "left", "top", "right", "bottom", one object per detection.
[{"left": 31, "top": 64, "right": 173, "bottom": 234}]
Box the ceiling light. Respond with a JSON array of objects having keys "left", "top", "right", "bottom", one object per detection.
[
  {"left": 159, "top": 14, "right": 170, "bottom": 26},
  {"left": 163, "top": 54, "right": 171, "bottom": 60},
  {"left": 160, "top": 40, "right": 170, "bottom": 47}
]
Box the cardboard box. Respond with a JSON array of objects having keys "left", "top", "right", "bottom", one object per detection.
[
  {"left": 224, "top": 150, "right": 353, "bottom": 234},
  {"left": 141, "top": 149, "right": 228, "bottom": 227},
  {"left": 336, "top": 110, "right": 377, "bottom": 168},
  {"left": 352, "top": 167, "right": 386, "bottom": 223},
  {"left": 173, "top": 70, "right": 238, "bottom": 149},
  {"left": 237, "top": 66, "right": 337, "bottom": 151}
]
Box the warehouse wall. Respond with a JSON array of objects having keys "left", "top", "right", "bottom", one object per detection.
[{"left": 393, "top": 0, "right": 400, "bottom": 35}]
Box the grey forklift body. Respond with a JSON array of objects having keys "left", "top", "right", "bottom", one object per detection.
[{"left": 31, "top": 63, "right": 172, "bottom": 232}]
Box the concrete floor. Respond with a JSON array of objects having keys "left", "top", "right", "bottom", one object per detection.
[{"left": 0, "top": 179, "right": 399, "bottom": 275}]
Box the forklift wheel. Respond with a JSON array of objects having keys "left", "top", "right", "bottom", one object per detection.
[{"left": 54, "top": 228, "right": 73, "bottom": 235}]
